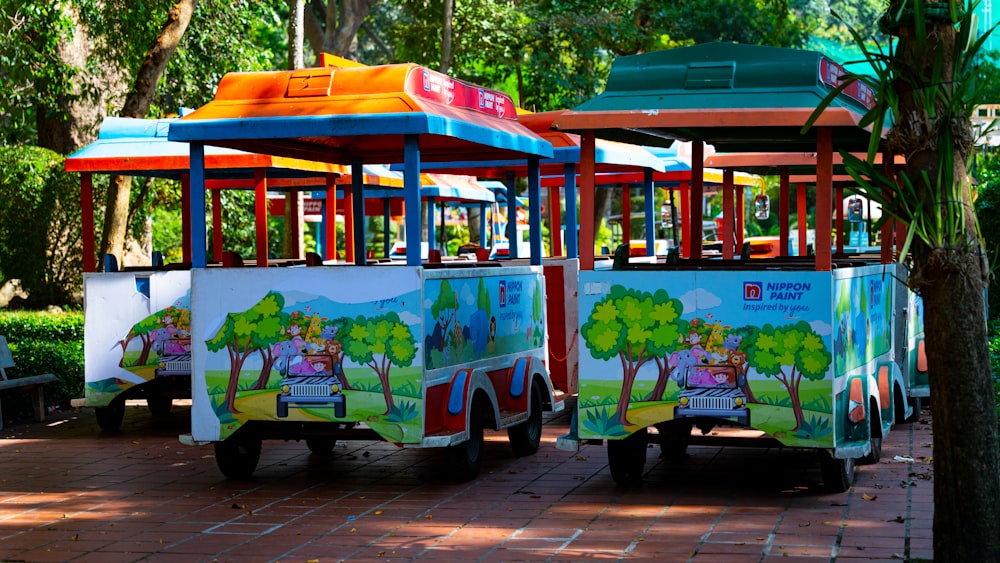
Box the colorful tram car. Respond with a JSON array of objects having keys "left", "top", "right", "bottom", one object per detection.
[
  {"left": 553, "top": 42, "right": 922, "bottom": 491},
  {"left": 169, "top": 58, "right": 563, "bottom": 480}
]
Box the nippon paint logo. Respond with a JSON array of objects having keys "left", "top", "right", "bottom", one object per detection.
[
  {"left": 744, "top": 282, "right": 763, "bottom": 301},
  {"left": 499, "top": 280, "right": 507, "bottom": 307}
]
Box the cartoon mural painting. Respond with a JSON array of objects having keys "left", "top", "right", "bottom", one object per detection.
[
  {"left": 200, "top": 284, "right": 424, "bottom": 442},
  {"left": 423, "top": 273, "right": 543, "bottom": 371},
  {"left": 578, "top": 273, "right": 837, "bottom": 446},
  {"left": 196, "top": 269, "right": 548, "bottom": 447}
]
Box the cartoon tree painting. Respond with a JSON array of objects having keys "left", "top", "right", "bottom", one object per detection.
[
  {"left": 119, "top": 305, "right": 190, "bottom": 366},
  {"left": 581, "top": 285, "right": 686, "bottom": 425},
  {"left": 338, "top": 312, "right": 417, "bottom": 414},
  {"left": 249, "top": 310, "right": 292, "bottom": 390},
  {"left": 742, "top": 320, "right": 831, "bottom": 431},
  {"left": 205, "top": 291, "right": 290, "bottom": 414},
  {"left": 120, "top": 315, "right": 162, "bottom": 366},
  {"left": 477, "top": 277, "right": 491, "bottom": 317},
  {"left": 430, "top": 279, "right": 458, "bottom": 351}
]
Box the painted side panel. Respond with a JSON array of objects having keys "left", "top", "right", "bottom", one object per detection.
[
  {"left": 83, "top": 271, "right": 191, "bottom": 407},
  {"left": 190, "top": 267, "right": 422, "bottom": 442},
  {"left": 576, "top": 269, "right": 837, "bottom": 448}
]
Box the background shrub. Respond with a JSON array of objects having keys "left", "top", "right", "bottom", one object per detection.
[{"left": 0, "top": 311, "right": 84, "bottom": 423}]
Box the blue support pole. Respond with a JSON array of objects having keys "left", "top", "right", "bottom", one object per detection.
[
  {"left": 479, "top": 202, "right": 488, "bottom": 249},
  {"left": 403, "top": 135, "right": 422, "bottom": 266},
  {"left": 351, "top": 157, "right": 366, "bottom": 265},
  {"left": 190, "top": 143, "right": 207, "bottom": 268},
  {"left": 427, "top": 196, "right": 437, "bottom": 254},
  {"left": 383, "top": 199, "right": 391, "bottom": 258},
  {"left": 506, "top": 170, "right": 518, "bottom": 259},
  {"left": 528, "top": 156, "right": 542, "bottom": 266},
  {"left": 644, "top": 168, "right": 655, "bottom": 256},
  {"left": 564, "top": 163, "right": 578, "bottom": 259},
  {"left": 320, "top": 198, "right": 327, "bottom": 258}
]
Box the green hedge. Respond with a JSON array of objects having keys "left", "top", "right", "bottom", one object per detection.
[
  {"left": 0, "top": 311, "right": 84, "bottom": 422},
  {"left": 990, "top": 326, "right": 1000, "bottom": 435}
]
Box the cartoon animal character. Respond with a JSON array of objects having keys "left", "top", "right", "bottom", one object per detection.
[
  {"left": 722, "top": 334, "right": 743, "bottom": 351},
  {"left": 488, "top": 315, "right": 497, "bottom": 354},
  {"left": 686, "top": 367, "right": 720, "bottom": 387},
  {"left": 706, "top": 322, "right": 725, "bottom": 351},
  {"left": 425, "top": 317, "right": 447, "bottom": 363},
  {"left": 320, "top": 324, "right": 339, "bottom": 341},
  {"left": 453, "top": 319, "right": 465, "bottom": 349},
  {"left": 468, "top": 308, "right": 489, "bottom": 356},
  {"left": 669, "top": 348, "right": 703, "bottom": 384}
]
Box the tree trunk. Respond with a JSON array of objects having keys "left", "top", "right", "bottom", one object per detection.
[
  {"left": 922, "top": 253, "right": 999, "bottom": 561},
  {"left": 320, "top": 0, "right": 379, "bottom": 60},
  {"left": 99, "top": 0, "right": 197, "bottom": 268},
  {"left": 891, "top": 5, "right": 1000, "bottom": 560},
  {"left": 288, "top": 0, "right": 305, "bottom": 69},
  {"left": 35, "top": 4, "right": 121, "bottom": 155},
  {"left": 594, "top": 187, "right": 612, "bottom": 253},
  {"left": 441, "top": 0, "right": 454, "bottom": 74}
]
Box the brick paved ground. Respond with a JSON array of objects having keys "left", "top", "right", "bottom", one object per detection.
[{"left": 0, "top": 401, "right": 933, "bottom": 562}]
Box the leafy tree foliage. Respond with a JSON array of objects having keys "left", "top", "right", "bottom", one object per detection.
[
  {"left": 0, "top": 146, "right": 82, "bottom": 307},
  {"left": 0, "top": 4, "right": 81, "bottom": 147},
  {"left": 974, "top": 148, "right": 1000, "bottom": 320}
]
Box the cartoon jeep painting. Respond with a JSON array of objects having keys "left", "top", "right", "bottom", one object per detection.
[
  {"left": 674, "top": 364, "right": 750, "bottom": 425},
  {"left": 154, "top": 338, "right": 192, "bottom": 378},
  {"left": 275, "top": 353, "right": 346, "bottom": 418}
]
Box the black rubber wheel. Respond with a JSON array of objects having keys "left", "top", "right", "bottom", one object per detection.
[
  {"left": 819, "top": 450, "right": 856, "bottom": 493},
  {"left": 507, "top": 380, "right": 544, "bottom": 456},
  {"left": 608, "top": 427, "right": 647, "bottom": 486},
  {"left": 904, "top": 396, "right": 922, "bottom": 423},
  {"left": 859, "top": 412, "right": 883, "bottom": 465},
  {"left": 95, "top": 397, "right": 126, "bottom": 432},
  {"left": 445, "top": 402, "right": 485, "bottom": 481},
  {"left": 146, "top": 395, "right": 172, "bottom": 417},
  {"left": 214, "top": 435, "right": 262, "bottom": 479},
  {"left": 305, "top": 437, "right": 337, "bottom": 455},
  {"left": 656, "top": 421, "right": 691, "bottom": 461}
]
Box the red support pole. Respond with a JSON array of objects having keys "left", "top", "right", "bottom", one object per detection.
[
  {"left": 549, "top": 186, "right": 563, "bottom": 257},
  {"left": 816, "top": 126, "right": 833, "bottom": 272},
  {"left": 287, "top": 188, "right": 301, "bottom": 259},
  {"left": 797, "top": 182, "right": 807, "bottom": 257},
  {"left": 344, "top": 182, "right": 355, "bottom": 262},
  {"left": 253, "top": 169, "right": 269, "bottom": 267},
  {"left": 181, "top": 173, "right": 192, "bottom": 264},
  {"left": 325, "top": 173, "right": 338, "bottom": 260},
  {"left": 679, "top": 181, "right": 689, "bottom": 258},
  {"left": 579, "top": 130, "right": 596, "bottom": 271},
  {"left": 690, "top": 142, "right": 704, "bottom": 259},
  {"left": 621, "top": 185, "right": 631, "bottom": 252},
  {"left": 722, "top": 170, "right": 734, "bottom": 260},
  {"left": 835, "top": 184, "right": 844, "bottom": 255},
  {"left": 779, "top": 168, "right": 790, "bottom": 257},
  {"left": 735, "top": 176, "right": 745, "bottom": 252},
  {"left": 212, "top": 189, "right": 223, "bottom": 263},
  {"left": 81, "top": 173, "right": 95, "bottom": 273}
]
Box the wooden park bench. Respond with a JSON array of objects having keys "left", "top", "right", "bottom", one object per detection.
[{"left": 0, "top": 335, "right": 57, "bottom": 429}]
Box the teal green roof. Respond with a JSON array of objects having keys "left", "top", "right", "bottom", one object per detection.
[{"left": 555, "top": 42, "right": 880, "bottom": 153}]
